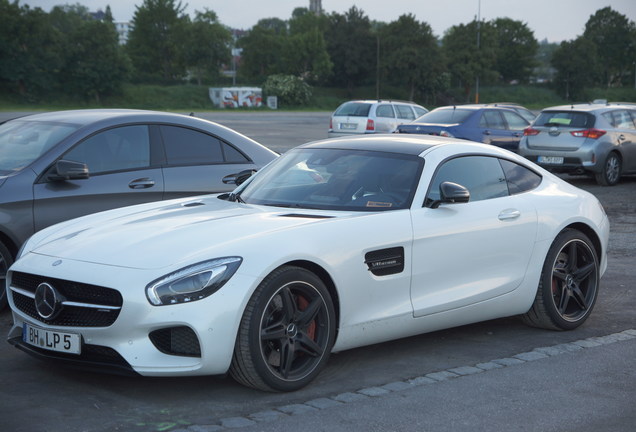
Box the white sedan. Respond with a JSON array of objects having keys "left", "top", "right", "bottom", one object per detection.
[{"left": 6, "top": 135, "right": 609, "bottom": 392}]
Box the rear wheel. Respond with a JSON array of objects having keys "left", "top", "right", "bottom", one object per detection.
[
  {"left": 230, "top": 266, "right": 336, "bottom": 391},
  {"left": 522, "top": 229, "right": 599, "bottom": 330},
  {"left": 594, "top": 152, "right": 621, "bottom": 186},
  {"left": 0, "top": 241, "right": 14, "bottom": 310}
]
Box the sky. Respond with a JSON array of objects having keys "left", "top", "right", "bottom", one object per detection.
[{"left": 19, "top": 0, "right": 636, "bottom": 43}]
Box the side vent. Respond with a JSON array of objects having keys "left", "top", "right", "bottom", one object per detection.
[{"left": 364, "top": 247, "right": 404, "bottom": 276}]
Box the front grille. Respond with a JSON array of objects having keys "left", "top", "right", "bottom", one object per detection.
[
  {"left": 149, "top": 326, "right": 201, "bottom": 357},
  {"left": 11, "top": 271, "right": 123, "bottom": 327}
]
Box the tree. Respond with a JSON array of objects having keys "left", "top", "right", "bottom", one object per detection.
[
  {"left": 238, "top": 22, "right": 287, "bottom": 82},
  {"left": 551, "top": 38, "right": 600, "bottom": 100},
  {"left": 324, "top": 7, "right": 375, "bottom": 93},
  {"left": 583, "top": 7, "right": 636, "bottom": 87},
  {"left": 0, "top": 1, "right": 64, "bottom": 98},
  {"left": 126, "top": 0, "right": 189, "bottom": 83},
  {"left": 183, "top": 9, "right": 231, "bottom": 85},
  {"left": 443, "top": 20, "right": 498, "bottom": 101},
  {"left": 379, "top": 14, "right": 445, "bottom": 101},
  {"left": 492, "top": 18, "right": 538, "bottom": 83},
  {"left": 285, "top": 8, "right": 332, "bottom": 82}
]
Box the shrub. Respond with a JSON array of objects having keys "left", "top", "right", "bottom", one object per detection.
[{"left": 263, "top": 75, "right": 312, "bottom": 107}]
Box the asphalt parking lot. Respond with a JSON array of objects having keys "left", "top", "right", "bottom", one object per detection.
[{"left": 1, "top": 111, "right": 634, "bottom": 432}]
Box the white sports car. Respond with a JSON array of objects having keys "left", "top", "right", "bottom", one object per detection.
[{"left": 6, "top": 135, "right": 609, "bottom": 391}]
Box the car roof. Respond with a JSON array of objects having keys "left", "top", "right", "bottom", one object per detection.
[
  {"left": 13, "top": 109, "right": 195, "bottom": 126},
  {"left": 340, "top": 100, "right": 422, "bottom": 106},
  {"left": 299, "top": 134, "right": 453, "bottom": 155},
  {"left": 541, "top": 103, "right": 636, "bottom": 113}
]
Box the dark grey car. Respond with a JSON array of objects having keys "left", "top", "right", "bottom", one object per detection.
[
  {"left": 0, "top": 109, "right": 278, "bottom": 308},
  {"left": 518, "top": 103, "right": 636, "bottom": 185}
]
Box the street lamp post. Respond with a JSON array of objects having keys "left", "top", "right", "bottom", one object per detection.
[{"left": 475, "top": 0, "right": 481, "bottom": 104}]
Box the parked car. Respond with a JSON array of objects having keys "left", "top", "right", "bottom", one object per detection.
[
  {"left": 328, "top": 100, "right": 428, "bottom": 137},
  {"left": 396, "top": 104, "right": 531, "bottom": 152},
  {"left": 0, "top": 109, "right": 278, "bottom": 309},
  {"left": 518, "top": 102, "right": 636, "bottom": 185},
  {"left": 7, "top": 134, "right": 609, "bottom": 391}
]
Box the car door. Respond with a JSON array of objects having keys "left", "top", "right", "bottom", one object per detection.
[
  {"left": 501, "top": 110, "right": 530, "bottom": 150},
  {"left": 33, "top": 125, "right": 164, "bottom": 232},
  {"left": 374, "top": 104, "right": 397, "bottom": 133},
  {"left": 610, "top": 109, "right": 636, "bottom": 172},
  {"left": 394, "top": 104, "right": 417, "bottom": 130},
  {"left": 157, "top": 125, "right": 260, "bottom": 199},
  {"left": 479, "top": 110, "right": 516, "bottom": 149},
  {"left": 410, "top": 155, "right": 538, "bottom": 317}
]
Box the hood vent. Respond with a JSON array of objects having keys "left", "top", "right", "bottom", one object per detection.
[{"left": 280, "top": 214, "right": 333, "bottom": 219}]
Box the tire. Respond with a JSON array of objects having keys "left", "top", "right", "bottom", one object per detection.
[
  {"left": 230, "top": 266, "right": 336, "bottom": 392},
  {"left": 0, "top": 241, "right": 14, "bottom": 310},
  {"left": 594, "top": 152, "right": 621, "bottom": 186},
  {"left": 522, "top": 229, "right": 599, "bottom": 330}
]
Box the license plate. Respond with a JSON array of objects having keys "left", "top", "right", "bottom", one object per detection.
[
  {"left": 340, "top": 123, "right": 357, "bottom": 130},
  {"left": 23, "top": 323, "right": 81, "bottom": 354},
  {"left": 538, "top": 156, "right": 564, "bottom": 164}
]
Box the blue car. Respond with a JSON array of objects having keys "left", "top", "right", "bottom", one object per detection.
[{"left": 396, "top": 104, "right": 531, "bottom": 152}]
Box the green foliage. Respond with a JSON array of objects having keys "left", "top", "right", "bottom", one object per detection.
[
  {"left": 583, "top": 7, "right": 636, "bottom": 87},
  {"left": 263, "top": 74, "right": 312, "bottom": 107},
  {"left": 126, "top": 0, "right": 189, "bottom": 83},
  {"left": 184, "top": 9, "right": 232, "bottom": 85},
  {"left": 492, "top": 18, "right": 539, "bottom": 83},
  {"left": 324, "top": 7, "right": 375, "bottom": 93},
  {"left": 379, "top": 14, "right": 445, "bottom": 101},
  {"left": 552, "top": 38, "right": 600, "bottom": 100}
]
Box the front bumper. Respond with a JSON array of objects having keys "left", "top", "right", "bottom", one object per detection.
[{"left": 7, "top": 253, "right": 257, "bottom": 377}]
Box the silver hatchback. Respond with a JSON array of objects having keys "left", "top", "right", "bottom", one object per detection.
[
  {"left": 328, "top": 100, "right": 428, "bottom": 137},
  {"left": 519, "top": 103, "right": 636, "bottom": 185}
]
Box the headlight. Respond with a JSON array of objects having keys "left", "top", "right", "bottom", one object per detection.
[{"left": 146, "top": 257, "right": 242, "bottom": 306}]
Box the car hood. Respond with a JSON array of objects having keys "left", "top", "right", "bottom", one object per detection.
[{"left": 25, "top": 196, "right": 340, "bottom": 270}]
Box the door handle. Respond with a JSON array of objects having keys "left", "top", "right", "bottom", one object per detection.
[
  {"left": 483, "top": 130, "right": 491, "bottom": 135},
  {"left": 498, "top": 209, "right": 521, "bottom": 221},
  {"left": 128, "top": 178, "right": 155, "bottom": 189}
]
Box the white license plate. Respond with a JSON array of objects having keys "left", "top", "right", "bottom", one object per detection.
[
  {"left": 538, "top": 156, "right": 564, "bottom": 164},
  {"left": 23, "top": 323, "right": 81, "bottom": 354},
  {"left": 340, "top": 123, "right": 357, "bottom": 130}
]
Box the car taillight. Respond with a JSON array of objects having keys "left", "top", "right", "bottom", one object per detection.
[
  {"left": 329, "top": 118, "right": 333, "bottom": 129},
  {"left": 570, "top": 128, "right": 606, "bottom": 139},
  {"left": 439, "top": 130, "right": 454, "bottom": 138},
  {"left": 523, "top": 127, "right": 540, "bottom": 136},
  {"left": 366, "top": 119, "right": 375, "bottom": 131}
]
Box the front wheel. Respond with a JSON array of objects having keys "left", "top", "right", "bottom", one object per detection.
[
  {"left": 0, "top": 241, "right": 14, "bottom": 310},
  {"left": 594, "top": 152, "right": 621, "bottom": 186},
  {"left": 230, "top": 266, "right": 336, "bottom": 391},
  {"left": 522, "top": 229, "right": 599, "bottom": 330}
]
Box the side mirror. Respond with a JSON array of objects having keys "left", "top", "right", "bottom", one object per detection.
[
  {"left": 222, "top": 169, "right": 256, "bottom": 186},
  {"left": 47, "top": 160, "right": 90, "bottom": 181},
  {"left": 430, "top": 181, "right": 470, "bottom": 209}
]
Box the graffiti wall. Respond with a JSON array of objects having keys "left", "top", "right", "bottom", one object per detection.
[{"left": 209, "top": 87, "right": 263, "bottom": 108}]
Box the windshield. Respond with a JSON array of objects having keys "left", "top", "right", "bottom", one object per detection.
[
  {"left": 534, "top": 111, "right": 595, "bottom": 128},
  {"left": 333, "top": 102, "right": 372, "bottom": 117},
  {"left": 414, "top": 108, "right": 472, "bottom": 124},
  {"left": 0, "top": 120, "right": 80, "bottom": 175},
  {"left": 238, "top": 147, "right": 423, "bottom": 211}
]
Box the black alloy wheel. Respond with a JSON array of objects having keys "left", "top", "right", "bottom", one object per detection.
[
  {"left": 523, "top": 229, "right": 600, "bottom": 330},
  {"left": 231, "top": 266, "right": 335, "bottom": 391}
]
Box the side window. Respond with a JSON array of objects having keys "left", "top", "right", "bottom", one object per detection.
[
  {"left": 160, "top": 125, "right": 224, "bottom": 165},
  {"left": 615, "top": 110, "right": 636, "bottom": 130},
  {"left": 413, "top": 106, "right": 427, "bottom": 118},
  {"left": 426, "top": 156, "right": 508, "bottom": 205},
  {"left": 395, "top": 105, "right": 416, "bottom": 120},
  {"left": 376, "top": 104, "right": 395, "bottom": 118},
  {"left": 223, "top": 142, "right": 250, "bottom": 163},
  {"left": 502, "top": 111, "right": 529, "bottom": 130},
  {"left": 480, "top": 111, "right": 506, "bottom": 130},
  {"left": 499, "top": 159, "right": 542, "bottom": 194},
  {"left": 64, "top": 125, "right": 150, "bottom": 174}
]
